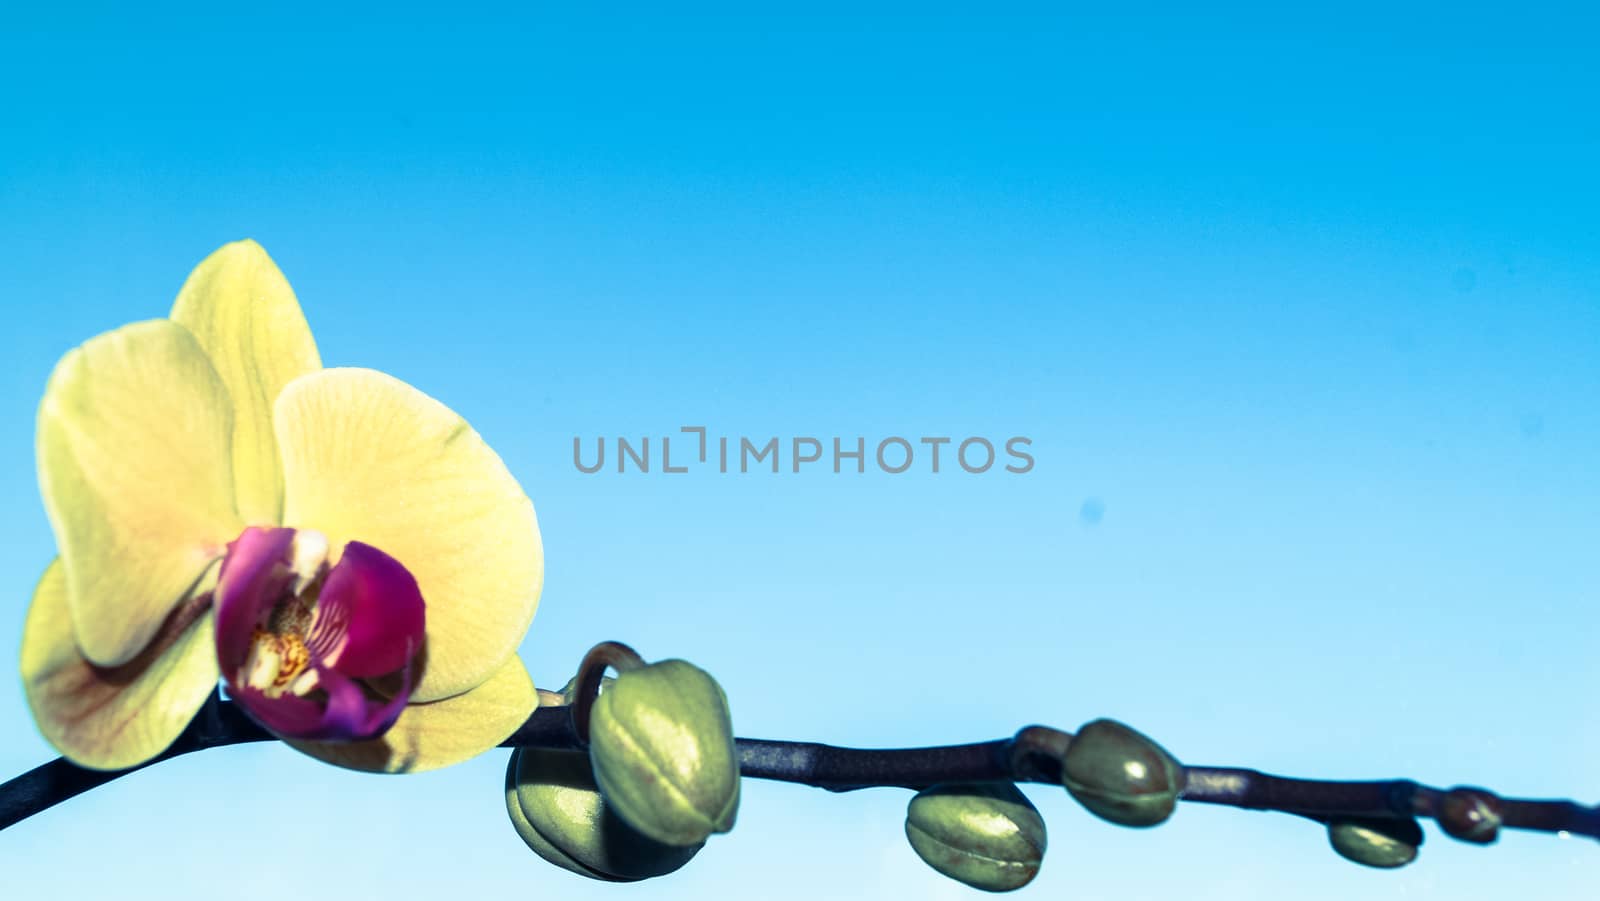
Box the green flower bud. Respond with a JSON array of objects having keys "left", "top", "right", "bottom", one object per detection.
[
  {"left": 905, "top": 783, "right": 1046, "bottom": 893},
  {"left": 1327, "top": 817, "right": 1423, "bottom": 869},
  {"left": 1061, "top": 719, "right": 1185, "bottom": 827},
  {"left": 1438, "top": 787, "right": 1502, "bottom": 844},
  {"left": 504, "top": 747, "right": 702, "bottom": 881},
  {"left": 588, "top": 658, "right": 740, "bottom": 847}
]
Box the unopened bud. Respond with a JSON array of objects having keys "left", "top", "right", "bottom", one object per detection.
[
  {"left": 504, "top": 747, "right": 701, "bottom": 881},
  {"left": 1061, "top": 719, "right": 1184, "bottom": 827},
  {"left": 905, "top": 782, "right": 1046, "bottom": 892},
  {"left": 1327, "top": 816, "right": 1423, "bottom": 868},
  {"left": 588, "top": 658, "right": 740, "bottom": 846},
  {"left": 1438, "top": 787, "right": 1502, "bottom": 844}
]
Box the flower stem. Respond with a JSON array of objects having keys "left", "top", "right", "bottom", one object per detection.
[
  {"left": 565, "top": 640, "right": 649, "bottom": 743},
  {"left": 1, "top": 691, "right": 272, "bottom": 830},
  {"left": 4, "top": 699, "right": 1595, "bottom": 847}
]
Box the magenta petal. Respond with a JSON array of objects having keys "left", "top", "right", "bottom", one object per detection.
[
  {"left": 314, "top": 663, "right": 412, "bottom": 740},
  {"left": 229, "top": 685, "right": 330, "bottom": 738},
  {"left": 304, "top": 541, "right": 426, "bottom": 679},
  {"left": 212, "top": 529, "right": 424, "bottom": 743},
  {"left": 213, "top": 526, "right": 296, "bottom": 671},
  {"left": 231, "top": 663, "right": 411, "bottom": 742}
]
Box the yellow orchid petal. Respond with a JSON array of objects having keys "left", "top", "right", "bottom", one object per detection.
[
  {"left": 275, "top": 368, "right": 543, "bottom": 701},
  {"left": 170, "top": 239, "right": 322, "bottom": 526},
  {"left": 288, "top": 654, "right": 537, "bottom": 773},
  {"left": 21, "top": 560, "right": 220, "bottom": 771},
  {"left": 38, "top": 319, "right": 242, "bottom": 666}
]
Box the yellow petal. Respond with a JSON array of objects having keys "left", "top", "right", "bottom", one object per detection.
[
  {"left": 21, "top": 560, "right": 220, "bottom": 770},
  {"left": 276, "top": 368, "right": 543, "bottom": 701},
  {"left": 38, "top": 319, "right": 242, "bottom": 665},
  {"left": 170, "top": 240, "right": 322, "bottom": 526},
  {"left": 288, "top": 655, "right": 537, "bottom": 773}
]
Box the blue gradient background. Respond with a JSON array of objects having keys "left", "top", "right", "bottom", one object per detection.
[{"left": 2, "top": 5, "right": 1596, "bottom": 899}]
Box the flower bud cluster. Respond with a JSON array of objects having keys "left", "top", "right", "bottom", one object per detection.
[{"left": 506, "top": 652, "right": 739, "bottom": 882}]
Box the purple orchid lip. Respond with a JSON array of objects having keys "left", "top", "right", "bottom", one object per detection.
[{"left": 214, "top": 526, "right": 426, "bottom": 742}]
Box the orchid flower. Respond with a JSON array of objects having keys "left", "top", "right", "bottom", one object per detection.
[{"left": 20, "top": 240, "right": 544, "bottom": 773}]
